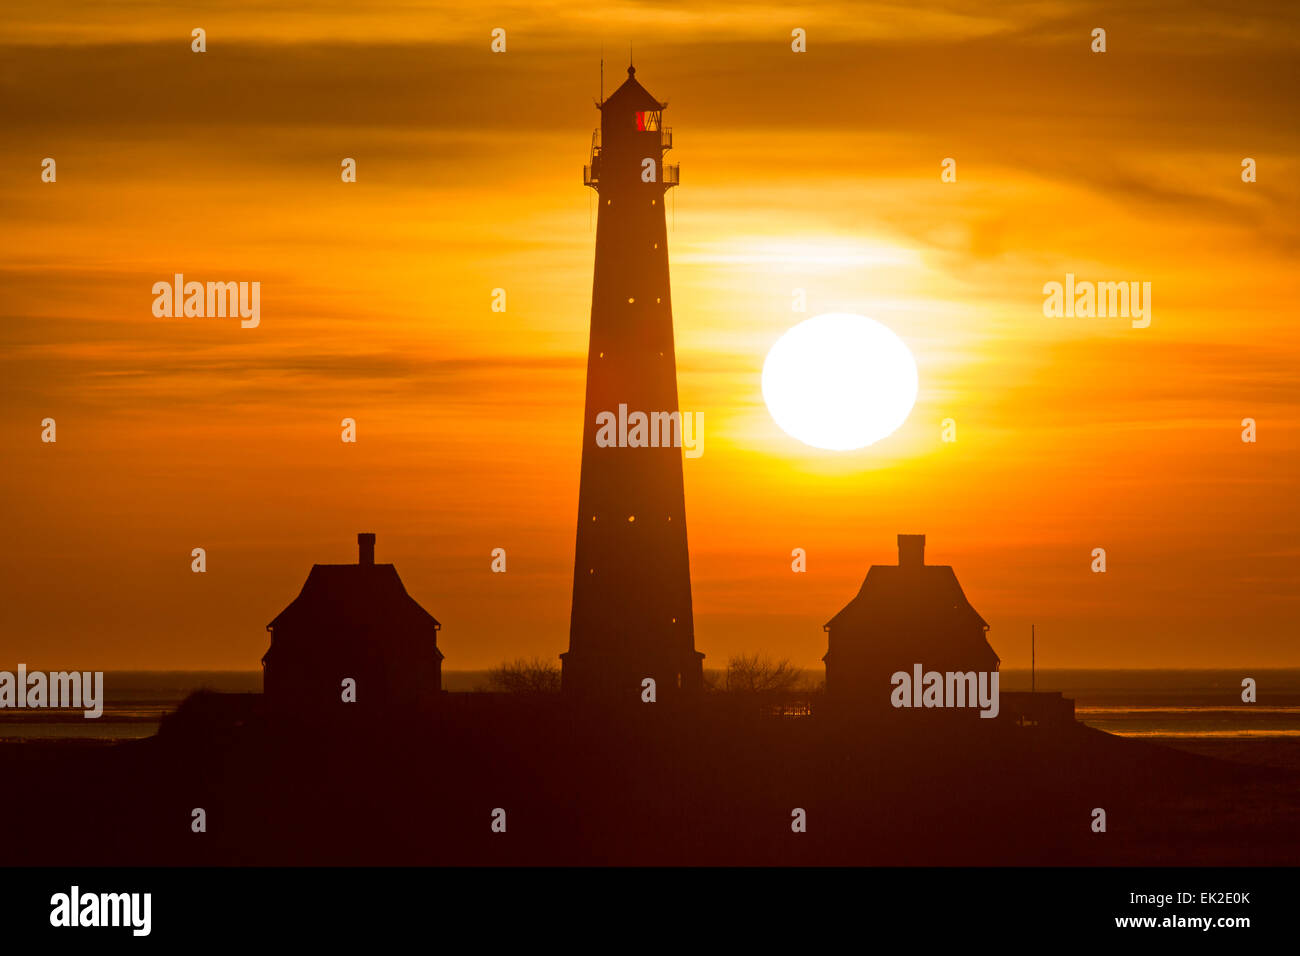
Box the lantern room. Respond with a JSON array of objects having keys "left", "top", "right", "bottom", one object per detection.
[{"left": 584, "top": 65, "right": 678, "bottom": 192}]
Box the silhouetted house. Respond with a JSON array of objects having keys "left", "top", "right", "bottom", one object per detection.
[
  {"left": 823, "top": 535, "right": 999, "bottom": 706},
  {"left": 262, "top": 533, "right": 443, "bottom": 719}
]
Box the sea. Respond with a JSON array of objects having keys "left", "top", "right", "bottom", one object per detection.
[{"left": 3, "top": 669, "right": 1299, "bottom": 768}]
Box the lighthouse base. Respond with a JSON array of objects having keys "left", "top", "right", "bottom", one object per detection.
[{"left": 560, "top": 648, "right": 704, "bottom": 703}]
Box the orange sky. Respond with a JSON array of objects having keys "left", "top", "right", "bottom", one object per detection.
[{"left": 2, "top": 1, "right": 1298, "bottom": 670}]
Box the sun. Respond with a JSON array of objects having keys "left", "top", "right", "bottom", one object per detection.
[{"left": 761, "top": 312, "right": 919, "bottom": 451}]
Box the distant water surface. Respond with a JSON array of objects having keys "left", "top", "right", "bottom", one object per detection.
[
  {"left": 3, "top": 669, "right": 1298, "bottom": 746},
  {"left": 1000, "top": 668, "right": 1300, "bottom": 739}
]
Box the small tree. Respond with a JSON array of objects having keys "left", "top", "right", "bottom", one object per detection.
[
  {"left": 487, "top": 657, "right": 562, "bottom": 694},
  {"left": 722, "top": 654, "right": 803, "bottom": 695}
]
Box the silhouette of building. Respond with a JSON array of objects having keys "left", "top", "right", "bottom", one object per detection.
[
  {"left": 262, "top": 533, "right": 443, "bottom": 717},
  {"left": 823, "top": 535, "right": 999, "bottom": 702},
  {"left": 562, "top": 66, "right": 704, "bottom": 700},
  {"left": 999, "top": 690, "right": 1076, "bottom": 728}
]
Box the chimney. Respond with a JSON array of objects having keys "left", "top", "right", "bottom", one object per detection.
[
  {"left": 898, "top": 534, "right": 925, "bottom": 568},
  {"left": 358, "top": 533, "right": 376, "bottom": 566}
]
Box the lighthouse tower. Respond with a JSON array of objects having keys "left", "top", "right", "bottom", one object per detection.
[{"left": 561, "top": 66, "right": 705, "bottom": 701}]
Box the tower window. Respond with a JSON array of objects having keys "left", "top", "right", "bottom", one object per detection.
[
  {"left": 627, "top": 515, "right": 636, "bottom": 522},
  {"left": 627, "top": 297, "right": 635, "bottom": 304},
  {"left": 636, "top": 111, "right": 661, "bottom": 132}
]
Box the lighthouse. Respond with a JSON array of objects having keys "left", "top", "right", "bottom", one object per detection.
[{"left": 561, "top": 66, "right": 705, "bottom": 701}]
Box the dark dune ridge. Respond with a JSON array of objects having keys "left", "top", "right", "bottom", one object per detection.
[{"left": 2, "top": 692, "right": 1296, "bottom": 866}]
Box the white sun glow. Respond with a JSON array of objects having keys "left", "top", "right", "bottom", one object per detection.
[{"left": 761, "top": 312, "right": 919, "bottom": 451}]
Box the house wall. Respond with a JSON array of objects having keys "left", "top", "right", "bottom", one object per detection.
[
  {"left": 264, "top": 627, "right": 442, "bottom": 717},
  {"left": 824, "top": 623, "right": 999, "bottom": 706}
]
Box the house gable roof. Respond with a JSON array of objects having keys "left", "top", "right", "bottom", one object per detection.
[
  {"left": 824, "top": 559, "right": 999, "bottom": 667},
  {"left": 267, "top": 563, "right": 442, "bottom": 659},
  {"left": 826, "top": 564, "right": 988, "bottom": 632}
]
